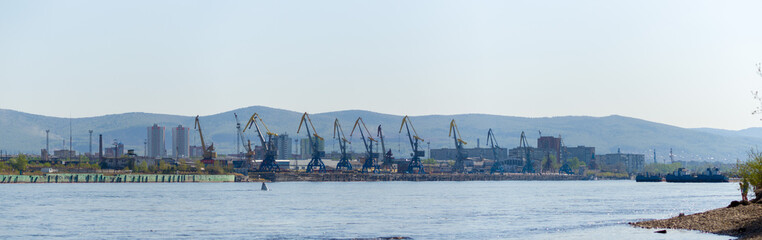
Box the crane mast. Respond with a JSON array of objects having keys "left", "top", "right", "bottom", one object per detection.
[
  {"left": 333, "top": 119, "right": 353, "bottom": 171},
  {"left": 399, "top": 116, "right": 426, "bottom": 174},
  {"left": 487, "top": 129, "right": 505, "bottom": 174},
  {"left": 520, "top": 131, "right": 534, "bottom": 173},
  {"left": 244, "top": 113, "right": 280, "bottom": 172},
  {"left": 234, "top": 113, "right": 255, "bottom": 166},
  {"left": 297, "top": 112, "right": 326, "bottom": 173},
  {"left": 449, "top": 119, "right": 468, "bottom": 173},
  {"left": 377, "top": 125, "right": 393, "bottom": 171},
  {"left": 351, "top": 117, "right": 379, "bottom": 173},
  {"left": 194, "top": 115, "right": 216, "bottom": 164}
]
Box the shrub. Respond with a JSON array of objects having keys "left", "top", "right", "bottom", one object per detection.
[{"left": 736, "top": 150, "right": 762, "bottom": 193}]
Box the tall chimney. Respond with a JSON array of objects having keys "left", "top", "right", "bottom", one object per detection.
[{"left": 99, "top": 134, "right": 103, "bottom": 160}]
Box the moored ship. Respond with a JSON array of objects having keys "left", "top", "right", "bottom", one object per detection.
[
  {"left": 665, "top": 167, "right": 728, "bottom": 183},
  {"left": 635, "top": 172, "right": 664, "bottom": 182}
]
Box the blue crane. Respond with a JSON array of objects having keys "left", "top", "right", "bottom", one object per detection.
[
  {"left": 297, "top": 113, "right": 326, "bottom": 173},
  {"left": 399, "top": 116, "right": 426, "bottom": 174},
  {"left": 487, "top": 129, "right": 505, "bottom": 174},
  {"left": 520, "top": 131, "right": 534, "bottom": 173},
  {"left": 333, "top": 118, "right": 353, "bottom": 171},
  {"left": 351, "top": 117, "right": 379, "bottom": 173},
  {"left": 449, "top": 119, "right": 468, "bottom": 173},
  {"left": 377, "top": 125, "right": 393, "bottom": 172},
  {"left": 243, "top": 113, "right": 280, "bottom": 172}
]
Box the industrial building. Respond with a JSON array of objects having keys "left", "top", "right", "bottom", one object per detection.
[
  {"left": 189, "top": 145, "right": 204, "bottom": 158},
  {"left": 172, "top": 125, "right": 190, "bottom": 158},
  {"left": 564, "top": 145, "right": 595, "bottom": 165},
  {"left": 147, "top": 124, "right": 166, "bottom": 158},
  {"left": 274, "top": 133, "right": 292, "bottom": 160},
  {"left": 537, "top": 136, "right": 562, "bottom": 163},
  {"left": 53, "top": 149, "right": 76, "bottom": 159},
  {"left": 597, "top": 152, "right": 645, "bottom": 174},
  {"left": 430, "top": 147, "right": 508, "bottom": 161},
  {"left": 299, "top": 137, "right": 324, "bottom": 159},
  {"left": 105, "top": 142, "right": 125, "bottom": 158}
]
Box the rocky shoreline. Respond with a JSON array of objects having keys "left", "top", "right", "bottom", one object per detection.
[{"left": 632, "top": 202, "right": 762, "bottom": 239}]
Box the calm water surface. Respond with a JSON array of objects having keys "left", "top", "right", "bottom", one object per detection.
[{"left": 0, "top": 180, "right": 738, "bottom": 239}]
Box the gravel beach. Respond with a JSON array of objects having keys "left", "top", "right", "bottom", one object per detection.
[{"left": 632, "top": 203, "right": 762, "bottom": 239}]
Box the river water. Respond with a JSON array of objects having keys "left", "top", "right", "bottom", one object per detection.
[{"left": 0, "top": 180, "right": 739, "bottom": 239}]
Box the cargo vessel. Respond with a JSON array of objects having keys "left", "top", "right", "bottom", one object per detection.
[{"left": 665, "top": 168, "right": 728, "bottom": 183}]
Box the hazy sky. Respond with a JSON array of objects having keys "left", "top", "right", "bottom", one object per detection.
[{"left": 1, "top": 0, "right": 761, "bottom": 130}]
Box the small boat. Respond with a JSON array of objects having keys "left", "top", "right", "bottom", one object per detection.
[{"left": 261, "top": 182, "right": 269, "bottom": 191}]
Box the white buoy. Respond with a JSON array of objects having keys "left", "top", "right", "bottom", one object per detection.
[{"left": 261, "top": 182, "right": 269, "bottom": 191}]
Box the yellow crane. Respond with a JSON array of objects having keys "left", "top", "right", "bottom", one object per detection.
[
  {"left": 399, "top": 116, "right": 426, "bottom": 174},
  {"left": 297, "top": 112, "right": 326, "bottom": 173},
  {"left": 333, "top": 118, "right": 353, "bottom": 171},
  {"left": 449, "top": 119, "right": 468, "bottom": 173},
  {"left": 243, "top": 113, "right": 280, "bottom": 172},
  {"left": 351, "top": 117, "right": 379, "bottom": 173},
  {"left": 194, "top": 115, "right": 216, "bottom": 164}
]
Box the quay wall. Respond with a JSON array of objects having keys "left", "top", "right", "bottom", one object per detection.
[
  {"left": 254, "top": 172, "right": 591, "bottom": 182},
  {"left": 0, "top": 174, "right": 235, "bottom": 183}
]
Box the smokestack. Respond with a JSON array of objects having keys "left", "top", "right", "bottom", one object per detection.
[{"left": 99, "top": 134, "right": 103, "bottom": 160}]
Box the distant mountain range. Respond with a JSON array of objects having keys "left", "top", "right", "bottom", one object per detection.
[{"left": 1, "top": 106, "right": 760, "bottom": 163}]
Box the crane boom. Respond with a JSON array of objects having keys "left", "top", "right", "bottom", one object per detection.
[
  {"left": 399, "top": 116, "right": 426, "bottom": 174},
  {"left": 351, "top": 117, "right": 379, "bottom": 173},
  {"left": 298, "top": 113, "right": 326, "bottom": 173},
  {"left": 234, "top": 113, "right": 254, "bottom": 159},
  {"left": 334, "top": 118, "right": 353, "bottom": 171},
  {"left": 487, "top": 129, "right": 505, "bottom": 174},
  {"left": 449, "top": 119, "right": 467, "bottom": 173},
  {"left": 377, "top": 125, "right": 393, "bottom": 171},
  {"left": 194, "top": 115, "right": 216, "bottom": 162},
  {"left": 520, "top": 131, "right": 534, "bottom": 173},
  {"left": 243, "top": 113, "right": 280, "bottom": 172}
]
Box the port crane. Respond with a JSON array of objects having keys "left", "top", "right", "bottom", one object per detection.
[
  {"left": 297, "top": 113, "right": 326, "bottom": 173},
  {"left": 194, "top": 115, "right": 217, "bottom": 164},
  {"left": 244, "top": 113, "right": 280, "bottom": 172},
  {"left": 487, "top": 129, "right": 504, "bottom": 174},
  {"left": 351, "top": 117, "right": 379, "bottom": 173},
  {"left": 520, "top": 131, "right": 534, "bottom": 173},
  {"left": 377, "top": 125, "right": 393, "bottom": 171},
  {"left": 399, "top": 116, "right": 426, "bottom": 174},
  {"left": 449, "top": 119, "right": 468, "bottom": 173},
  {"left": 234, "top": 113, "right": 255, "bottom": 167},
  {"left": 333, "top": 118, "right": 353, "bottom": 171}
]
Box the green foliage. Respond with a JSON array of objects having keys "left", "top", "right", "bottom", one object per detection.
[
  {"left": 540, "top": 156, "right": 560, "bottom": 173},
  {"left": 137, "top": 161, "right": 149, "bottom": 173},
  {"left": 643, "top": 162, "right": 683, "bottom": 174},
  {"left": 177, "top": 160, "right": 189, "bottom": 172},
  {"left": 10, "top": 154, "right": 28, "bottom": 173},
  {"left": 565, "top": 157, "right": 585, "bottom": 170},
  {"left": 0, "top": 162, "right": 13, "bottom": 173},
  {"left": 736, "top": 150, "right": 762, "bottom": 192}
]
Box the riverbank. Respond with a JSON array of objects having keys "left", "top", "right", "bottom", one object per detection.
[
  {"left": 0, "top": 174, "right": 235, "bottom": 183},
  {"left": 632, "top": 203, "right": 762, "bottom": 239},
  {"left": 252, "top": 172, "right": 591, "bottom": 182}
]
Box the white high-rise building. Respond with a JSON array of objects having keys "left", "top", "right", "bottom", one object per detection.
[
  {"left": 147, "top": 124, "right": 165, "bottom": 158},
  {"left": 172, "top": 125, "right": 190, "bottom": 158}
]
